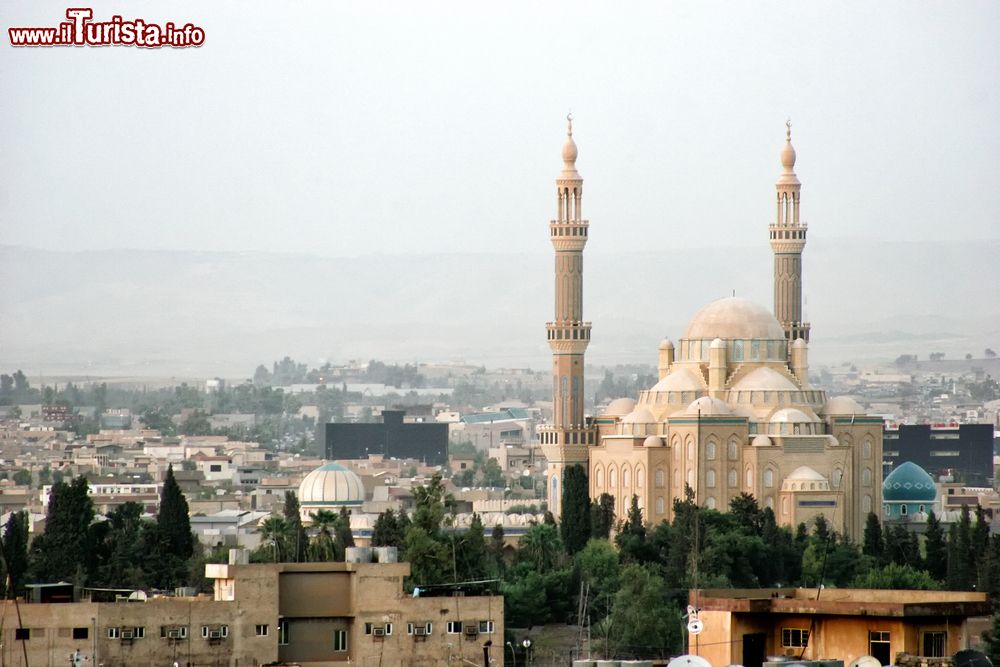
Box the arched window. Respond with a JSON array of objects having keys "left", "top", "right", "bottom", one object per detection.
[
  {"left": 655, "top": 468, "right": 666, "bottom": 489},
  {"left": 550, "top": 476, "right": 558, "bottom": 512},
  {"left": 686, "top": 436, "right": 695, "bottom": 461},
  {"left": 733, "top": 339, "right": 745, "bottom": 361},
  {"left": 706, "top": 440, "right": 717, "bottom": 460},
  {"left": 706, "top": 470, "right": 716, "bottom": 488},
  {"left": 862, "top": 467, "right": 872, "bottom": 487},
  {"left": 728, "top": 438, "right": 739, "bottom": 460},
  {"left": 781, "top": 497, "right": 789, "bottom": 516},
  {"left": 763, "top": 468, "right": 774, "bottom": 488},
  {"left": 745, "top": 466, "right": 754, "bottom": 489},
  {"left": 832, "top": 468, "right": 843, "bottom": 489},
  {"left": 686, "top": 469, "right": 694, "bottom": 489},
  {"left": 900, "top": 503, "right": 908, "bottom": 516},
  {"left": 671, "top": 435, "right": 681, "bottom": 459},
  {"left": 728, "top": 469, "right": 737, "bottom": 488},
  {"left": 863, "top": 438, "right": 873, "bottom": 459},
  {"left": 884, "top": 504, "right": 890, "bottom": 516},
  {"left": 863, "top": 495, "right": 872, "bottom": 514},
  {"left": 674, "top": 470, "right": 680, "bottom": 490},
  {"left": 595, "top": 466, "right": 604, "bottom": 488},
  {"left": 919, "top": 504, "right": 926, "bottom": 513},
  {"left": 764, "top": 496, "right": 774, "bottom": 510},
  {"left": 655, "top": 496, "right": 665, "bottom": 515},
  {"left": 622, "top": 466, "right": 631, "bottom": 489},
  {"left": 609, "top": 466, "right": 617, "bottom": 489},
  {"left": 635, "top": 466, "right": 645, "bottom": 489},
  {"left": 706, "top": 496, "right": 717, "bottom": 510}
]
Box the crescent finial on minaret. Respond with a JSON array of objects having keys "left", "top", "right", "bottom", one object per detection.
[
  {"left": 786, "top": 118, "right": 792, "bottom": 141},
  {"left": 567, "top": 112, "right": 573, "bottom": 136}
]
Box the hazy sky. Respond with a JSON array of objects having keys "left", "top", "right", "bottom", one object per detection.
[{"left": 1, "top": 1, "right": 998, "bottom": 257}]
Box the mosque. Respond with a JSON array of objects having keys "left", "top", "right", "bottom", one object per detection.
[{"left": 539, "top": 118, "right": 884, "bottom": 539}]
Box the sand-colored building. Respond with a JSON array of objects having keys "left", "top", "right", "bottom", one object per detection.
[
  {"left": 690, "top": 587, "right": 989, "bottom": 667},
  {"left": 0, "top": 560, "right": 502, "bottom": 667},
  {"left": 540, "top": 120, "right": 884, "bottom": 539}
]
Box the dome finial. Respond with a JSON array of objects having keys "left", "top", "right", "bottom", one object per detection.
[
  {"left": 567, "top": 112, "right": 573, "bottom": 137},
  {"left": 786, "top": 117, "right": 792, "bottom": 141},
  {"left": 561, "top": 113, "right": 578, "bottom": 167},
  {"left": 780, "top": 118, "right": 796, "bottom": 170}
]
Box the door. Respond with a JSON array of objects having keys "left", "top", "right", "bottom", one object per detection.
[{"left": 743, "top": 632, "right": 767, "bottom": 667}]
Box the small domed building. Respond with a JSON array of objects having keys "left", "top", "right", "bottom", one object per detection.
[
  {"left": 297, "top": 462, "right": 366, "bottom": 524},
  {"left": 882, "top": 461, "right": 937, "bottom": 521}
]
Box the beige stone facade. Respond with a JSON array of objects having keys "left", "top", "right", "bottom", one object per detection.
[
  {"left": 543, "top": 122, "right": 884, "bottom": 538},
  {"left": 0, "top": 561, "right": 501, "bottom": 667}
]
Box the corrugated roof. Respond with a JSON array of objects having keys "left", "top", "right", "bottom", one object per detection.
[{"left": 460, "top": 408, "right": 530, "bottom": 424}]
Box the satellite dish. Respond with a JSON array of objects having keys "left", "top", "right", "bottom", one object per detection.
[
  {"left": 954, "top": 649, "right": 993, "bottom": 667},
  {"left": 668, "top": 655, "right": 712, "bottom": 667},
  {"left": 127, "top": 590, "right": 147, "bottom": 602},
  {"left": 687, "top": 618, "right": 704, "bottom": 635},
  {"left": 849, "top": 656, "right": 882, "bottom": 667}
]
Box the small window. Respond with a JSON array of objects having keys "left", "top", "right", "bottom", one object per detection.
[
  {"left": 447, "top": 621, "right": 462, "bottom": 634},
  {"left": 922, "top": 631, "right": 946, "bottom": 658},
  {"left": 210, "top": 464, "right": 222, "bottom": 472},
  {"left": 364, "top": 622, "right": 374, "bottom": 635},
  {"left": 108, "top": 628, "right": 120, "bottom": 639},
  {"left": 384, "top": 623, "right": 392, "bottom": 636},
  {"left": 201, "top": 626, "right": 210, "bottom": 639},
  {"left": 15, "top": 628, "right": 30, "bottom": 641},
  {"left": 478, "top": 621, "right": 494, "bottom": 634},
  {"left": 278, "top": 620, "right": 289, "bottom": 646},
  {"left": 782, "top": 628, "right": 810, "bottom": 648},
  {"left": 220, "top": 626, "right": 228, "bottom": 638},
  {"left": 255, "top": 624, "right": 268, "bottom": 637},
  {"left": 333, "top": 629, "right": 348, "bottom": 652},
  {"left": 133, "top": 627, "right": 145, "bottom": 639},
  {"left": 901, "top": 505, "right": 908, "bottom": 516},
  {"left": 73, "top": 627, "right": 88, "bottom": 640}
]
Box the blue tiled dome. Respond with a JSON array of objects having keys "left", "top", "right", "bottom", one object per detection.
[{"left": 883, "top": 461, "right": 936, "bottom": 502}]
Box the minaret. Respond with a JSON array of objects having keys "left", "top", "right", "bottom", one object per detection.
[
  {"left": 769, "top": 120, "right": 810, "bottom": 343},
  {"left": 538, "top": 115, "right": 594, "bottom": 518}
]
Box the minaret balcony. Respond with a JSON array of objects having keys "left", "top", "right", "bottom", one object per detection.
[{"left": 549, "top": 221, "right": 589, "bottom": 251}]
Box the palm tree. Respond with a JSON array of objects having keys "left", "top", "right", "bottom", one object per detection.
[
  {"left": 309, "top": 510, "right": 338, "bottom": 562},
  {"left": 258, "top": 516, "right": 288, "bottom": 563}
]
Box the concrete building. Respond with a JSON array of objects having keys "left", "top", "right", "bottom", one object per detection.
[
  {"left": 0, "top": 560, "right": 502, "bottom": 667},
  {"left": 883, "top": 424, "right": 994, "bottom": 487},
  {"left": 536, "top": 121, "right": 884, "bottom": 537},
  {"left": 322, "top": 410, "right": 448, "bottom": 465},
  {"left": 691, "top": 587, "right": 989, "bottom": 667}
]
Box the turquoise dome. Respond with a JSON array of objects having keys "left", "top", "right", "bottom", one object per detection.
[{"left": 883, "top": 462, "right": 936, "bottom": 502}]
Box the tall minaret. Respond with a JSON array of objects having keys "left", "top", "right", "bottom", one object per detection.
[
  {"left": 538, "top": 115, "right": 594, "bottom": 518},
  {"left": 769, "top": 120, "right": 810, "bottom": 343}
]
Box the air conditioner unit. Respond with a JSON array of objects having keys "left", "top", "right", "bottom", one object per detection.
[
  {"left": 463, "top": 625, "right": 478, "bottom": 636},
  {"left": 413, "top": 626, "right": 428, "bottom": 636},
  {"left": 373, "top": 627, "right": 386, "bottom": 637},
  {"left": 167, "top": 630, "right": 181, "bottom": 639},
  {"left": 209, "top": 630, "right": 222, "bottom": 639},
  {"left": 120, "top": 630, "right": 134, "bottom": 640}
]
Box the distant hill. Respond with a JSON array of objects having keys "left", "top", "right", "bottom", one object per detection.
[{"left": 1, "top": 239, "right": 997, "bottom": 378}]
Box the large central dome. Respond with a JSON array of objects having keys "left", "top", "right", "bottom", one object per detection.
[{"left": 682, "top": 297, "right": 786, "bottom": 341}]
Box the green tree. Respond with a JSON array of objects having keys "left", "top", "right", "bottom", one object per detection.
[
  {"left": 454, "top": 513, "right": 488, "bottom": 581},
  {"left": 258, "top": 516, "right": 289, "bottom": 563},
  {"left": 154, "top": 464, "right": 195, "bottom": 588},
  {"left": 924, "top": 511, "right": 947, "bottom": 582},
  {"left": 590, "top": 493, "right": 615, "bottom": 540},
  {"left": 862, "top": 513, "right": 885, "bottom": 564},
  {"left": 607, "top": 564, "right": 682, "bottom": 659},
  {"left": 2, "top": 511, "right": 30, "bottom": 598},
  {"left": 982, "top": 612, "right": 1000, "bottom": 667},
  {"left": 518, "top": 522, "right": 565, "bottom": 573},
  {"left": 560, "top": 464, "right": 591, "bottom": 555},
  {"left": 488, "top": 524, "right": 506, "bottom": 577},
  {"left": 12, "top": 469, "right": 31, "bottom": 486},
  {"left": 616, "top": 495, "right": 654, "bottom": 564},
  {"left": 372, "top": 509, "right": 408, "bottom": 548},
  {"left": 852, "top": 562, "right": 941, "bottom": 590},
  {"left": 29, "top": 476, "right": 94, "bottom": 583},
  {"left": 729, "top": 493, "right": 763, "bottom": 533},
  {"left": 479, "top": 458, "right": 504, "bottom": 488},
  {"left": 309, "top": 510, "right": 339, "bottom": 562},
  {"left": 95, "top": 502, "right": 147, "bottom": 588},
  {"left": 404, "top": 525, "right": 449, "bottom": 587},
  {"left": 576, "top": 539, "right": 620, "bottom": 623},
  {"left": 282, "top": 491, "right": 309, "bottom": 562},
  {"left": 334, "top": 508, "right": 355, "bottom": 559},
  {"left": 412, "top": 474, "right": 451, "bottom": 536}
]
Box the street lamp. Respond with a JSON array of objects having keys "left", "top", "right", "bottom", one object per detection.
[
  {"left": 522, "top": 639, "right": 532, "bottom": 667},
  {"left": 506, "top": 641, "right": 516, "bottom": 667}
]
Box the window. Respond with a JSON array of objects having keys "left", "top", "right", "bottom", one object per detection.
[
  {"left": 255, "top": 624, "right": 269, "bottom": 637},
  {"left": 922, "top": 631, "right": 946, "bottom": 657},
  {"left": 161, "top": 626, "right": 188, "bottom": 639},
  {"left": 782, "top": 628, "right": 809, "bottom": 648},
  {"left": 595, "top": 467, "right": 604, "bottom": 488},
  {"left": 202, "top": 626, "right": 209, "bottom": 639},
  {"left": 384, "top": 623, "right": 392, "bottom": 636},
  {"left": 73, "top": 627, "right": 88, "bottom": 640},
  {"left": 863, "top": 467, "right": 873, "bottom": 487},
  {"left": 705, "top": 496, "right": 716, "bottom": 510},
  {"left": 706, "top": 470, "right": 716, "bottom": 488},
  {"left": 728, "top": 469, "right": 737, "bottom": 488},
  {"left": 728, "top": 440, "right": 738, "bottom": 460},
  {"left": 333, "top": 629, "right": 348, "bottom": 652},
  {"left": 763, "top": 469, "right": 774, "bottom": 488},
  {"left": 655, "top": 469, "right": 665, "bottom": 488},
  {"left": 364, "top": 623, "right": 373, "bottom": 635},
  {"left": 656, "top": 496, "right": 665, "bottom": 515},
  {"left": 901, "top": 504, "right": 908, "bottom": 516},
  {"left": 706, "top": 441, "right": 717, "bottom": 460},
  {"left": 478, "top": 621, "right": 495, "bottom": 634},
  {"left": 447, "top": 621, "right": 462, "bottom": 634},
  {"left": 108, "top": 628, "right": 119, "bottom": 639},
  {"left": 133, "top": 627, "right": 145, "bottom": 639},
  {"left": 278, "top": 620, "right": 289, "bottom": 646},
  {"left": 15, "top": 628, "right": 30, "bottom": 641},
  {"left": 870, "top": 631, "right": 891, "bottom": 666},
  {"left": 407, "top": 622, "right": 433, "bottom": 635}
]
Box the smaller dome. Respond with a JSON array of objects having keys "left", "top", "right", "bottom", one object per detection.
[
  {"left": 769, "top": 408, "right": 816, "bottom": 423},
  {"left": 686, "top": 396, "right": 731, "bottom": 416},
  {"left": 659, "top": 338, "right": 674, "bottom": 350},
  {"left": 603, "top": 397, "right": 637, "bottom": 417},
  {"left": 786, "top": 466, "right": 826, "bottom": 482},
  {"left": 823, "top": 396, "right": 865, "bottom": 416},
  {"left": 642, "top": 435, "right": 664, "bottom": 448},
  {"left": 732, "top": 367, "right": 800, "bottom": 392},
  {"left": 649, "top": 368, "right": 705, "bottom": 393},
  {"left": 710, "top": 337, "right": 725, "bottom": 349},
  {"left": 752, "top": 434, "right": 772, "bottom": 447},
  {"left": 780, "top": 138, "right": 796, "bottom": 169},
  {"left": 682, "top": 297, "right": 787, "bottom": 341},
  {"left": 883, "top": 462, "right": 936, "bottom": 502},
  {"left": 299, "top": 462, "right": 366, "bottom": 506},
  {"left": 791, "top": 338, "right": 807, "bottom": 349},
  {"left": 622, "top": 407, "right": 655, "bottom": 424}
]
